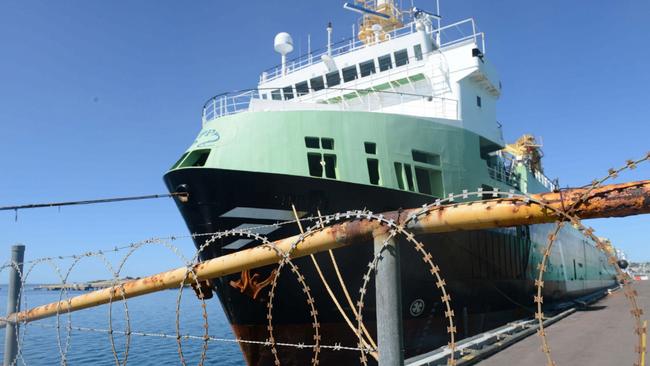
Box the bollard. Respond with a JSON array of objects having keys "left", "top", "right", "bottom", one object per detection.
[
  {"left": 4, "top": 245, "right": 24, "bottom": 366},
  {"left": 374, "top": 233, "right": 404, "bottom": 366}
]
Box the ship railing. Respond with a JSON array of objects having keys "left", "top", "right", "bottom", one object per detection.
[
  {"left": 487, "top": 164, "right": 520, "bottom": 189},
  {"left": 201, "top": 87, "right": 459, "bottom": 125},
  {"left": 260, "top": 17, "right": 485, "bottom": 83},
  {"left": 534, "top": 170, "right": 559, "bottom": 191}
]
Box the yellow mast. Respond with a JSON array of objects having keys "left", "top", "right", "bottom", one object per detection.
[{"left": 356, "top": 0, "right": 403, "bottom": 44}]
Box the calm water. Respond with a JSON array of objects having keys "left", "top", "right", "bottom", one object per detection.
[{"left": 0, "top": 285, "right": 245, "bottom": 365}]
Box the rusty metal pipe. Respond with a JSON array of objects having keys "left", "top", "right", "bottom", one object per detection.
[{"left": 3, "top": 180, "right": 650, "bottom": 326}]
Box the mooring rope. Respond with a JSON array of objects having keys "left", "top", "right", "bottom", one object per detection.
[{"left": 0, "top": 192, "right": 188, "bottom": 221}]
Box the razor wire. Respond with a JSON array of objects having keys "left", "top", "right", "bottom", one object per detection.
[{"left": 0, "top": 153, "right": 647, "bottom": 365}]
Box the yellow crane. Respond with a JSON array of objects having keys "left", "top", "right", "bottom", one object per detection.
[{"left": 501, "top": 134, "right": 544, "bottom": 173}]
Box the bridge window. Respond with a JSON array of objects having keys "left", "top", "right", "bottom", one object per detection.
[
  {"left": 412, "top": 150, "right": 440, "bottom": 166},
  {"left": 323, "top": 154, "right": 337, "bottom": 178},
  {"left": 476, "top": 96, "right": 482, "bottom": 107},
  {"left": 282, "top": 86, "right": 294, "bottom": 100},
  {"left": 307, "top": 153, "right": 323, "bottom": 177},
  {"left": 321, "top": 138, "right": 334, "bottom": 150},
  {"left": 305, "top": 137, "right": 337, "bottom": 179},
  {"left": 414, "top": 167, "right": 443, "bottom": 197},
  {"left": 394, "top": 162, "right": 415, "bottom": 191},
  {"left": 367, "top": 159, "right": 380, "bottom": 185},
  {"left": 404, "top": 163, "right": 415, "bottom": 191},
  {"left": 180, "top": 149, "right": 211, "bottom": 168},
  {"left": 394, "top": 163, "right": 404, "bottom": 189},
  {"left": 295, "top": 81, "right": 309, "bottom": 96},
  {"left": 364, "top": 142, "right": 376, "bottom": 154},
  {"left": 170, "top": 152, "right": 189, "bottom": 170},
  {"left": 414, "top": 44, "right": 423, "bottom": 61},
  {"left": 305, "top": 137, "right": 320, "bottom": 149},
  {"left": 378, "top": 54, "right": 392, "bottom": 71},
  {"left": 359, "top": 60, "right": 376, "bottom": 77},
  {"left": 342, "top": 65, "right": 358, "bottom": 82},
  {"left": 310, "top": 76, "right": 325, "bottom": 92},
  {"left": 271, "top": 89, "right": 282, "bottom": 101},
  {"left": 326, "top": 70, "right": 341, "bottom": 87},
  {"left": 394, "top": 49, "right": 409, "bottom": 67}
]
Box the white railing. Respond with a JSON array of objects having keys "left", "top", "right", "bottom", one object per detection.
[
  {"left": 260, "top": 18, "right": 485, "bottom": 83},
  {"left": 201, "top": 87, "right": 458, "bottom": 125},
  {"left": 487, "top": 165, "right": 520, "bottom": 189},
  {"left": 534, "top": 170, "right": 558, "bottom": 191}
]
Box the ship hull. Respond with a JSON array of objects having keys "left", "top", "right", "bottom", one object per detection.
[{"left": 164, "top": 167, "right": 617, "bottom": 365}]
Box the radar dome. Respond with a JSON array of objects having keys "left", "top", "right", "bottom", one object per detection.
[{"left": 274, "top": 32, "right": 294, "bottom": 55}]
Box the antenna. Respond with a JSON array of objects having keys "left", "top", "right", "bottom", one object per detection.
[
  {"left": 274, "top": 32, "right": 294, "bottom": 76},
  {"left": 327, "top": 22, "right": 333, "bottom": 56},
  {"left": 343, "top": 2, "right": 391, "bottom": 19},
  {"left": 436, "top": 0, "right": 441, "bottom": 44}
]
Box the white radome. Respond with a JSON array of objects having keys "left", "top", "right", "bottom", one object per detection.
[{"left": 274, "top": 32, "right": 294, "bottom": 55}]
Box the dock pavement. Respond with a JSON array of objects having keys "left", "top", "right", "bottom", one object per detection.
[{"left": 477, "top": 280, "right": 650, "bottom": 365}]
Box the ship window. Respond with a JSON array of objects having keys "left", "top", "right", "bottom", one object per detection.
[
  {"left": 415, "top": 167, "right": 443, "bottom": 197},
  {"left": 414, "top": 44, "right": 423, "bottom": 61},
  {"left": 367, "top": 158, "right": 380, "bottom": 185},
  {"left": 180, "top": 149, "right": 211, "bottom": 168},
  {"left": 326, "top": 70, "right": 341, "bottom": 87},
  {"left": 394, "top": 49, "right": 409, "bottom": 67},
  {"left": 321, "top": 138, "right": 334, "bottom": 150},
  {"left": 271, "top": 89, "right": 282, "bottom": 101},
  {"left": 310, "top": 76, "right": 325, "bottom": 92},
  {"left": 170, "top": 152, "right": 189, "bottom": 170},
  {"left": 282, "top": 86, "right": 294, "bottom": 100},
  {"left": 342, "top": 65, "right": 358, "bottom": 82},
  {"left": 404, "top": 163, "right": 415, "bottom": 191},
  {"left": 394, "top": 163, "right": 404, "bottom": 190},
  {"left": 378, "top": 54, "right": 392, "bottom": 71},
  {"left": 296, "top": 81, "right": 310, "bottom": 96},
  {"left": 412, "top": 150, "right": 440, "bottom": 165},
  {"left": 305, "top": 137, "right": 320, "bottom": 149},
  {"left": 364, "top": 142, "right": 376, "bottom": 154},
  {"left": 307, "top": 153, "right": 323, "bottom": 177},
  {"left": 476, "top": 96, "right": 482, "bottom": 107},
  {"left": 359, "top": 60, "right": 376, "bottom": 77},
  {"left": 323, "top": 154, "right": 337, "bottom": 178}
]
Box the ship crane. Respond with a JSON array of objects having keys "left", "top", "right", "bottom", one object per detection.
[{"left": 501, "top": 134, "right": 545, "bottom": 173}]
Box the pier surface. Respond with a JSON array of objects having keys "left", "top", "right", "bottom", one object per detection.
[{"left": 477, "top": 281, "right": 650, "bottom": 365}]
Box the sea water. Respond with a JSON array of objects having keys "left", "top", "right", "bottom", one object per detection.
[{"left": 0, "top": 285, "right": 245, "bottom": 365}]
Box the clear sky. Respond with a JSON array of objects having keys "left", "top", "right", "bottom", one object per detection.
[{"left": 1, "top": 1, "right": 648, "bottom": 283}]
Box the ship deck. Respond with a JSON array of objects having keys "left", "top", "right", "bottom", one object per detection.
[{"left": 475, "top": 280, "right": 649, "bottom": 365}]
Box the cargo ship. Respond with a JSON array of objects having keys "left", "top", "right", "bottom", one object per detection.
[{"left": 163, "top": 1, "right": 618, "bottom": 364}]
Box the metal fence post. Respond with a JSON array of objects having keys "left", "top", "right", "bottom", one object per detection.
[
  {"left": 4, "top": 244, "right": 25, "bottom": 366},
  {"left": 374, "top": 233, "right": 404, "bottom": 366}
]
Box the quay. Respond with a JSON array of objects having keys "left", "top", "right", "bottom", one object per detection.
[
  {"left": 474, "top": 281, "right": 649, "bottom": 366},
  {"left": 34, "top": 277, "right": 138, "bottom": 291},
  {"left": 407, "top": 282, "right": 648, "bottom": 365}
]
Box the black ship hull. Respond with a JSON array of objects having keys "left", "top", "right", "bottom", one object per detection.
[{"left": 164, "top": 168, "right": 617, "bottom": 365}]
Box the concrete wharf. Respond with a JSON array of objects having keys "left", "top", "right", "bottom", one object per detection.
[{"left": 475, "top": 281, "right": 649, "bottom": 366}]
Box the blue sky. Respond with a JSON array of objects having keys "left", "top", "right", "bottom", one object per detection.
[{"left": 0, "top": 0, "right": 648, "bottom": 282}]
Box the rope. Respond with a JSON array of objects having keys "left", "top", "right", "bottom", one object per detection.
[
  {"left": 291, "top": 205, "right": 379, "bottom": 360},
  {"left": 0, "top": 192, "right": 188, "bottom": 212}
]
